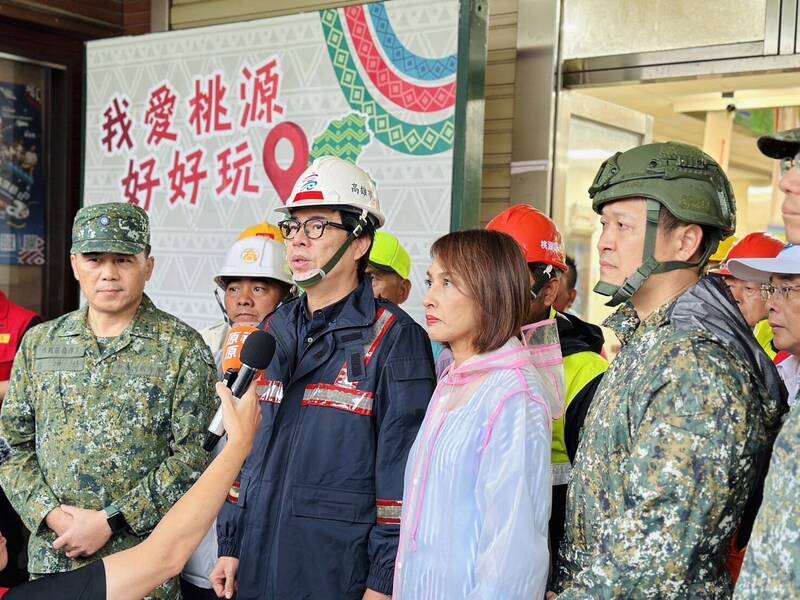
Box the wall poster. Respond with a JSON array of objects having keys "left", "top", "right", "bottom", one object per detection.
[{"left": 84, "top": 0, "right": 459, "bottom": 327}]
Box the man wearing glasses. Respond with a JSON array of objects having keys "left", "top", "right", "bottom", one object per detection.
[
  {"left": 210, "top": 156, "right": 435, "bottom": 600},
  {"left": 712, "top": 232, "right": 786, "bottom": 360},
  {"left": 733, "top": 128, "right": 800, "bottom": 598},
  {"left": 729, "top": 245, "right": 800, "bottom": 405}
]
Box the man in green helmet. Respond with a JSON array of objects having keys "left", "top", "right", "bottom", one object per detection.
[{"left": 552, "top": 142, "right": 787, "bottom": 599}]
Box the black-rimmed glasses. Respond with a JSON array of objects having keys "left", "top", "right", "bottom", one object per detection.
[{"left": 278, "top": 217, "right": 349, "bottom": 240}]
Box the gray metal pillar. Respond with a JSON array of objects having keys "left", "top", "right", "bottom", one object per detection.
[{"left": 510, "top": 0, "right": 560, "bottom": 215}]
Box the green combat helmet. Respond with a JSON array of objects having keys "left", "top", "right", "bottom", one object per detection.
[{"left": 588, "top": 141, "right": 736, "bottom": 307}]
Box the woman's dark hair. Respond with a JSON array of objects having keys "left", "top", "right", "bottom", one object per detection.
[{"left": 430, "top": 229, "right": 530, "bottom": 354}]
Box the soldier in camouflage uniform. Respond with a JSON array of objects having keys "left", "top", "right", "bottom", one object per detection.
[
  {"left": 553, "top": 142, "right": 786, "bottom": 599},
  {"left": 0, "top": 202, "right": 216, "bottom": 600},
  {"left": 733, "top": 128, "right": 800, "bottom": 599}
]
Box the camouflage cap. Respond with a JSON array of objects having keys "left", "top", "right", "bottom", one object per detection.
[
  {"left": 758, "top": 127, "right": 800, "bottom": 159},
  {"left": 71, "top": 202, "right": 150, "bottom": 255}
]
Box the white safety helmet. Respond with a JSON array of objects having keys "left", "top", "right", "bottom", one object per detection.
[
  {"left": 275, "top": 156, "right": 385, "bottom": 288},
  {"left": 214, "top": 236, "right": 293, "bottom": 290},
  {"left": 275, "top": 156, "right": 385, "bottom": 227}
]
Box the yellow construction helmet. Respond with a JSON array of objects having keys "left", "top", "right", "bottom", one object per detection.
[
  {"left": 709, "top": 235, "right": 738, "bottom": 263},
  {"left": 238, "top": 222, "right": 284, "bottom": 243}
]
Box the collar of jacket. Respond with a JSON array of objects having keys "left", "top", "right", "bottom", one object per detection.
[
  {"left": 602, "top": 297, "right": 675, "bottom": 347},
  {"left": 551, "top": 307, "right": 605, "bottom": 356},
  {"left": 671, "top": 274, "right": 789, "bottom": 425},
  {"left": 292, "top": 278, "right": 377, "bottom": 333},
  {"left": 56, "top": 294, "right": 159, "bottom": 340}
]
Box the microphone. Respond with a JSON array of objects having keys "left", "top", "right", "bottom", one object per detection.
[
  {"left": 221, "top": 324, "right": 259, "bottom": 389},
  {"left": 0, "top": 436, "right": 11, "bottom": 466},
  {"left": 204, "top": 330, "right": 276, "bottom": 451}
]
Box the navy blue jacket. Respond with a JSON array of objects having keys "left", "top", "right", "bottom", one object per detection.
[{"left": 217, "top": 279, "right": 435, "bottom": 599}]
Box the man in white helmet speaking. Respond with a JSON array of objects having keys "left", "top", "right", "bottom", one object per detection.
[{"left": 211, "top": 157, "right": 436, "bottom": 600}]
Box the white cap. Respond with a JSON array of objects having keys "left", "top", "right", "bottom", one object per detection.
[
  {"left": 275, "top": 156, "right": 385, "bottom": 227},
  {"left": 214, "top": 236, "right": 292, "bottom": 289},
  {"left": 727, "top": 244, "right": 800, "bottom": 283}
]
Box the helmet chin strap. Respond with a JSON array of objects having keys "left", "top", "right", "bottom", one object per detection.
[
  {"left": 214, "top": 288, "right": 233, "bottom": 326},
  {"left": 293, "top": 209, "right": 370, "bottom": 289},
  {"left": 530, "top": 264, "right": 556, "bottom": 300},
  {"left": 593, "top": 199, "right": 715, "bottom": 307}
]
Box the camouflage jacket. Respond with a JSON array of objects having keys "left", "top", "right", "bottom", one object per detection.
[
  {"left": 557, "top": 290, "right": 780, "bottom": 599},
  {"left": 734, "top": 398, "right": 800, "bottom": 598},
  {"left": 0, "top": 294, "right": 215, "bottom": 598}
]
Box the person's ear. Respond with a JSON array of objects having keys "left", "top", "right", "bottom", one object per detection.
[
  {"left": 676, "top": 224, "right": 704, "bottom": 262},
  {"left": 398, "top": 279, "right": 412, "bottom": 304},
  {"left": 70, "top": 254, "right": 80, "bottom": 281},
  {"left": 540, "top": 276, "right": 560, "bottom": 307},
  {"left": 567, "top": 287, "right": 577, "bottom": 308},
  {"left": 352, "top": 235, "right": 371, "bottom": 262},
  {"left": 144, "top": 254, "right": 155, "bottom": 281}
]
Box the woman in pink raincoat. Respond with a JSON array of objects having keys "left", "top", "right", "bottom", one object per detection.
[{"left": 393, "top": 230, "right": 564, "bottom": 599}]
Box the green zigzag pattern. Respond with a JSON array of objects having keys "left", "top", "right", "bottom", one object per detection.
[
  {"left": 320, "top": 9, "right": 454, "bottom": 156},
  {"left": 311, "top": 112, "right": 371, "bottom": 164}
]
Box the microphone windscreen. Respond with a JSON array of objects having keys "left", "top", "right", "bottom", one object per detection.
[
  {"left": 0, "top": 436, "right": 11, "bottom": 466},
  {"left": 221, "top": 324, "right": 258, "bottom": 373},
  {"left": 240, "top": 330, "right": 277, "bottom": 370}
]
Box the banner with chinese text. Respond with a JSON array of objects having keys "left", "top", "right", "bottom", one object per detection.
[{"left": 84, "top": 0, "right": 458, "bottom": 327}]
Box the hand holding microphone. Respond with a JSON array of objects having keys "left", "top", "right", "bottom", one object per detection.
[{"left": 204, "top": 329, "right": 277, "bottom": 452}]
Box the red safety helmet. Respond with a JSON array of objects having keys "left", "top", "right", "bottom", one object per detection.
[
  {"left": 714, "top": 231, "right": 785, "bottom": 277},
  {"left": 486, "top": 204, "right": 568, "bottom": 271}
]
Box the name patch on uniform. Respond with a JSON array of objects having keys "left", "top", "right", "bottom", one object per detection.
[
  {"left": 36, "top": 345, "right": 86, "bottom": 359},
  {"left": 34, "top": 357, "right": 85, "bottom": 372},
  {"left": 109, "top": 363, "right": 160, "bottom": 377},
  {"left": 0, "top": 333, "right": 10, "bottom": 344}
]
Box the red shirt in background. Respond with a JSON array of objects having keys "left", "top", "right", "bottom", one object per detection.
[{"left": 0, "top": 291, "right": 40, "bottom": 381}]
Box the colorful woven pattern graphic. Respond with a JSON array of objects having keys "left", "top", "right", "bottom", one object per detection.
[
  {"left": 311, "top": 112, "right": 371, "bottom": 163},
  {"left": 367, "top": 3, "right": 457, "bottom": 81},
  {"left": 320, "top": 6, "right": 455, "bottom": 156},
  {"left": 344, "top": 6, "right": 455, "bottom": 112}
]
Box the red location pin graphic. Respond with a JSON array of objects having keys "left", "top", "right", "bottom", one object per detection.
[{"left": 263, "top": 121, "right": 309, "bottom": 204}]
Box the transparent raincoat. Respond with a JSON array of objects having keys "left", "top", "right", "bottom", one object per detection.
[{"left": 393, "top": 320, "right": 564, "bottom": 599}]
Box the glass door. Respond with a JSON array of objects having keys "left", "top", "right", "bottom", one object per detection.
[{"left": 552, "top": 91, "right": 653, "bottom": 338}]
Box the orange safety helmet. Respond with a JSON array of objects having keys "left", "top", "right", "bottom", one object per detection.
[
  {"left": 714, "top": 231, "right": 785, "bottom": 277},
  {"left": 486, "top": 204, "right": 568, "bottom": 271}
]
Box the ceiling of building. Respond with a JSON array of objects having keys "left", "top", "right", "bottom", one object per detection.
[{"left": 575, "top": 71, "right": 800, "bottom": 183}]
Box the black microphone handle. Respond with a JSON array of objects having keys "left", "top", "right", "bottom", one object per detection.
[
  {"left": 230, "top": 364, "right": 258, "bottom": 399},
  {"left": 203, "top": 364, "right": 258, "bottom": 452},
  {"left": 203, "top": 431, "right": 222, "bottom": 452}
]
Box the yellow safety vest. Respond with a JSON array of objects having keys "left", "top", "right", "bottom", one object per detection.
[
  {"left": 754, "top": 319, "right": 777, "bottom": 361},
  {"left": 550, "top": 309, "right": 609, "bottom": 485}
]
